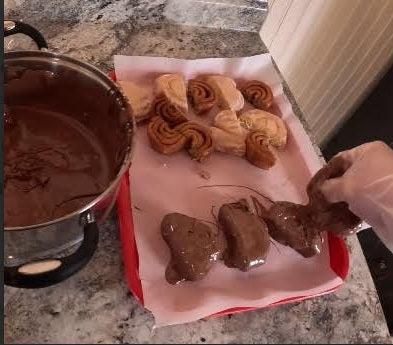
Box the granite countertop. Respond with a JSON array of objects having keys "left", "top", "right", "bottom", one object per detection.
[{"left": 4, "top": 0, "right": 392, "bottom": 343}]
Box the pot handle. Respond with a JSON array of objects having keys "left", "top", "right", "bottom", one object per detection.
[
  {"left": 4, "top": 214, "right": 99, "bottom": 289},
  {"left": 4, "top": 20, "right": 48, "bottom": 49}
]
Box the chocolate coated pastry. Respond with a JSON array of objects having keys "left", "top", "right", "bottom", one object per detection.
[
  {"left": 187, "top": 79, "right": 216, "bottom": 114},
  {"left": 153, "top": 95, "right": 188, "bottom": 126},
  {"left": 147, "top": 116, "right": 187, "bottom": 155},
  {"left": 307, "top": 156, "right": 350, "bottom": 208},
  {"left": 241, "top": 80, "right": 273, "bottom": 110},
  {"left": 161, "top": 213, "right": 225, "bottom": 284},
  {"left": 245, "top": 131, "right": 276, "bottom": 169},
  {"left": 218, "top": 200, "right": 270, "bottom": 271},
  {"left": 310, "top": 203, "right": 362, "bottom": 236},
  {"left": 307, "top": 156, "right": 361, "bottom": 235},
  {"left": 177, "top": 121, "right": 213, "bottom": 162},
  {"left": 239, "top": 157, "right": 360, "bottom": 257},
  {"left": 253, "top": 199, "right": 322, "bottom": 258}
]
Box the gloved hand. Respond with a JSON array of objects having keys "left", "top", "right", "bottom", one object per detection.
[{"left": 320, "top": 141, "right": 393, "bottom": 253}]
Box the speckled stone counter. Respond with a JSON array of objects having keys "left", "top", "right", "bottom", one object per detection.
[{"left": 4, "top": 0, "right": 392, "bottom": 343}]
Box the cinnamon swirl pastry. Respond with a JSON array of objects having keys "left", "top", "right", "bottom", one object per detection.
[
  {"left": 117, "top": 80, "right": 154, "bottom": 122},
  {"left": 210, "top": 110, "right": 247, "bottom": 156},
  {"left": 204, "top": 75, "right": 244, "bottom": 112},
  {"left": 245, "top": 131, "right": 276, "bottom": 169},
  {"left": 210, "top": 127, "right": 246, "bottom": 157},
  {"left": 177, "top": 122, "right": 213, "bottom": 162},
  {"left": 147, "top": 116, "right": 187, "bottom": 155},
  {"left": 155, "top": 74, "right": 188, "bottom": 114},
  {"left": 187, "top": 79, "right": 216, "bottom": 114},
  {"left": 241, "top": 80, "right": 273, "bottom": 110},
  {"left": 240, "top": 109, "right": 287, "bottom": 149},
  {"left": 153, "top": 95, "right": 188, "bottom": 126}
]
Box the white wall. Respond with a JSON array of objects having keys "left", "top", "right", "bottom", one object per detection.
[{"left": 261, "top": 0, "right": 393, "bottom": 145}]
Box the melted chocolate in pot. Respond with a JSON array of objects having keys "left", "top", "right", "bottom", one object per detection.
[
  {"left": 4, "top": 63, "right": 130, "bottom": 228},
  {"left": 4, "top": 106, "right": 111, "bottom": 227}
]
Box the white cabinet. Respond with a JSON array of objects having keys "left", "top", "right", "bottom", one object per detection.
[{"left": 261, "top": 0, "right": 393, "bottom": 145}]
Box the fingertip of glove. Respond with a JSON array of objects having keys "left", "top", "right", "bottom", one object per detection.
[{"left": 319, "top": 179, "right": 343, "bottom": 203}]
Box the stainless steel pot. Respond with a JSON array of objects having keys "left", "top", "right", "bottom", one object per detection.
[{"left": 4, "top": 21, "right": 135, "bottom": 288}]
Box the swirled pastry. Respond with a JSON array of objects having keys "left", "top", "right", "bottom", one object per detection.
[
  {"left": 210, "top": 127, "right": 246, "bottom": 156},
  {"left": 153, "top": 95, "right": 188, "bottom": 126},
  {"left": 214, "top": 110, "right": 246, "bottom": 137},
  {"left": 155, "top": 74, "right": 188, "bottom": 114},
  {"left": 177, "top": 122, "right": 213, "bottom": 162},
  {"left": 245, "top": 131, "right": 276, "bottom": 169},
  {"left": 240, "top": 109, "right": 287, "bottom": 149},
  {"left": 204, "top": 75, "right": 244, "bottom": 111},
  {"left": 241, "top": 80, "right": 273, "bottom": 110},
  {"left": 147, "top": 116, "right": 186, "bottom": 155},
  {"left": 210, "top": 110, "right": 247, "bottom": 156},
  {"left": 187, "top": 79, "right": 216, "bottom": 114},
  {"left": 117, "top": 80, "right": 154, "bottom": 122}
]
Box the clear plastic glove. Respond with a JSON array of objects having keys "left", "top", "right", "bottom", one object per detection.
[{"left": 320, "top": 141, "right": 393, "bottom": 253}]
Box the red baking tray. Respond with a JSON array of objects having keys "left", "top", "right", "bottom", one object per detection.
[
  {"left": 116, "top": 172, "right": 349, "bottom": 317},
  {"left": 110, "top": 71, "right": 349, "bottom": 317}
]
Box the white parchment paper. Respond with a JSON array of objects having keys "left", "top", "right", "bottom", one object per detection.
[{"left": 114, "top": 54, "right": 343, "bottom": 326}]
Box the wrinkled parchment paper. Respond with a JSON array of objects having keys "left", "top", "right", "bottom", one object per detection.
[{"left": 114, "top": 54, "right": 343, "bottom": 326}]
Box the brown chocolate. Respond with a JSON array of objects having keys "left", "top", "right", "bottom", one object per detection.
[
  {"left": 161, "top": 213, "right": 225, "bottom": 285},
  {"left": 307, "top": 156, "right": 362, "bottom": 235},
  {"left": 260, "top": 201, "right": 322, "bottom": 258},
  {"left": 4, "top": 104, "right": 16, "bottom": 130},
  {"left": 4, "top": 65, "right": 130, "bottom": 227},
  {"left": 249, "top": 156, "right": 362, "bottom": 257},
  {"left": 4, "top": 106, "right": 111, "bottom": 227},
  {"left": 218, "top": 200, "right": 270, "bottom": 271}
]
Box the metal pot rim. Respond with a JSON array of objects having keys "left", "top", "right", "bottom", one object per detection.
[{"left": 4, "top": 50, "right": 136, "bottom": 231}]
